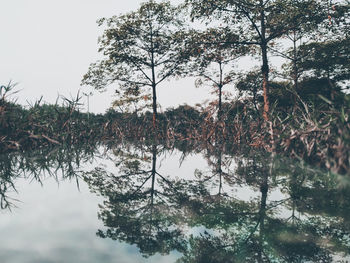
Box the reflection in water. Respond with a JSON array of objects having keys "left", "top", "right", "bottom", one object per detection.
[
  {"left": 84, "top": 143, "right": 187, "bottom": 256},
  {"left": 0, "top": 143, "right": 98, "bottom": 209},
  {"left": 1, "top": 140, "right": 350, "bottom": 262},
  {"left": 84, "top": 141, "right": 350, "bottom": 262}
]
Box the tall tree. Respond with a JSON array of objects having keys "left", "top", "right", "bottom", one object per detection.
[
  {"left": 272, "top": 0, "right": 324, "bottom": 93},
  {"left": 185, "top": 0, "right": 297, "bottom": 122},
  {"left": 275, "top": 0, "right": 349, "bottom": 103},
  {"left": 186, "top": 28, "right": 248, "bottom": 122},
  {"left": 83, "top": 143, "right": 187, "bottom": 256},
  {"left": 82, "top": 1, "right": 187, "bottom": 130}
]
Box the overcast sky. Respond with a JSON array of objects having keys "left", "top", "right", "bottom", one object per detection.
[
  {"left": 0, "top": 0, "right": 211, "bottom": 113},
  {"left": 0, "top": 0, "right": 265, "bottom": 113}
]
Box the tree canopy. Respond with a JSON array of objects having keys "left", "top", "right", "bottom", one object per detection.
[{"left": 82, "top": 0, "right": 188, "bottom": 129}]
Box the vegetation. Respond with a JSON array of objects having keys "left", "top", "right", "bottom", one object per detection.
[
  {"left": 2, "top": 1, "right": 350, "bottom": 261},
  {"left": 2, "top": 136, "right": 349, "bottom": 261},
  {"left": 82, "top": 1, "right": 188, "bottom": 130},
  {"left": 82, "top": 140, "right": 350, "bottom": 262},
  {"left": 1, "top": 0, "right": 350, "bottom": 176}
]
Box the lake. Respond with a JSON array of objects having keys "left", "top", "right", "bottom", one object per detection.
[{"left": 0, "top": 140, "right": 349, "bottom": 262}]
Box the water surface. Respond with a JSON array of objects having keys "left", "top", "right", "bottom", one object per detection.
[{"left": 0, "top": 142, "right": 349, "bottom": 262}]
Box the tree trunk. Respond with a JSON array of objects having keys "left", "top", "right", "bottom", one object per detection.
[
  {"left": 218, "top": 85, "right": 223, "bottom": 122},
  {"left": 152, "top": 83, "right": 157, "bottom": 131},
  {"left": 261, "top": 44, "right": 270, "bottom": 121},
  {"left": 150, "top": 144, "right": 157, "bottom": 207},
  {"left": 149, "top": 144, "right": 157, "bottom": 229},
  {"left": 218, "top": 153, "right": 223, "bottom": 195},
  {"left": 218, "top": 61, "right": 223, "bottom": 122},
  {"left": 150, "top": 22, "right": 157, "bottom": 132},
  {"left": 259, "top": 1, "right": 274, "bottom": 151},
  {"left": 260, "top": 0, "right": 270, "bottom": 121},
  {"left": 292, "top": 32, "right": 299, "bottom": 93},
  {"left": 258, "top": 172, "right": 268, "bottom": 263},
  {"left": 292, "top": 31, "right": 299, "bottom": 110}
]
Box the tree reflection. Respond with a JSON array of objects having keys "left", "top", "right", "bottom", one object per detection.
[
  {"left": 194, "top": 141, "right": 239, "bottom": 197},
  {"left": 0, "top": 142, "right": 98, "bottom": 209},
  {"left": 81, "top": 140, "right": 350, "bottom": 262},
  {"left": 179, "top": 152, "right": 350, "bottom": 263},
  {"left": 83, "top": 142, "right": 188, "bottom": 256}
]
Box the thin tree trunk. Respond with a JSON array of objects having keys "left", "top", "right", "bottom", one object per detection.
[
  {"left": 258, "top": 172, "right": 268, "bottom": 263},
  {"left": 260, "top": 0, "right": 269, "bottom": 122},
  {"left": 292, "top": 32, "right": 299, "bottom": 93},
  {"left": 218, "top": 61, "right": 223, "bottom": 122},
  {"left": 218, "top": 153, "right": 223, "bottom": 195},
  {"left": 292, "top": 30, "right": 299, "bottom": 111},
  {"left": 152, "top": 83, "right": 157, "bottom": 130},
  {"left": 150, "top": 144, "right": 157, "bottom": 207},
  {"left": 218, "top": 85, "right": 223, "bottom": 121},
  {"left": 148, "top": 144, "right": 157, "bottom": 232},
  {"left": 150, "top": 26, "right": 157, "bottom": 132},
  {"left": 260, "top": 1, "right": 274, "bottom": 151},
  {"left": 261, "top": 45, "right": 270, "bottom": 121},
  {"left": 261, "top": 53, "right": 274, "bottom": 152}
]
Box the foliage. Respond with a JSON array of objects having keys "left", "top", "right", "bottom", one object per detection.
[
  {"left": 185, "top": 0, "right": 316, "bottom": 121},
  {"left": 0, "top": 94, "right": 106, "bottom": 151},
  {"left": 82, "top": 0, "right": 189, "bottom": 125},
  {"left": 183, "top": 28, "right": 249, "bottom": 120},
  {"left": 79, "top": 140, "right": 350, "bottom": 261},
  {"left": 1, "top": 0, "right": 350, "bottom": 177},
  {"left": 275, "top": 94, "right": 350, "bottom": 175},
  {"left": 0, "top": 141, "right": 99, "bottom": 209},
  {"left": 297, "top": 38, "right": 350, "bottom": 87}
]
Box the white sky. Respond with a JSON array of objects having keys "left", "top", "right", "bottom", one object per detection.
[
  {"left": 0, "top": 0, "right": 265, "bottom": 113},
  {"left": 0, "top": 0, "right": 210, "bottom": 113}
]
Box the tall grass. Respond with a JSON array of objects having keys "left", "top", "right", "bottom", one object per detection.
[{"left": 1, "top": 83, "right": 349, "bottom": 175}]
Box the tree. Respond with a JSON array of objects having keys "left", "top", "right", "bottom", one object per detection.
[
  {"left": 83, "top": 142, "right": 187, "bottom": 256},
  {"left": 185, "top": 28, "right": 248, "bottom": 122},
  {"left": 82, "top": 1, "right": 188, "bottom": 130},
  {"left": 236, "top": 69, "right": 263, "bottom": 113},
  {"left": 270, "top": 0, "right": 324, "bottom": 93},
  {"left": 186, "top": 0, "right": 300, "bottom": 122},
  {"left": 81, "top": 139, "right": 350, "bottom": 261},
  {"left": 296, "top": 38, "right": 350, "bottom": 100},
  {"left": 178, "top": 150, "right": 350, "bottom": 262},
  {"left": 276, "top": 0, "right": 350, "bottom": 104}
]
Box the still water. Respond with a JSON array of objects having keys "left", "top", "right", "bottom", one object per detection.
[{"left": 0, "top": 141, "right": 349, "bottom": 262}]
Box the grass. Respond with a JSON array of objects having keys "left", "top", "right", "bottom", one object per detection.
[{"left": 1, "top": 83, "right": 349, "bottom": 176}]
